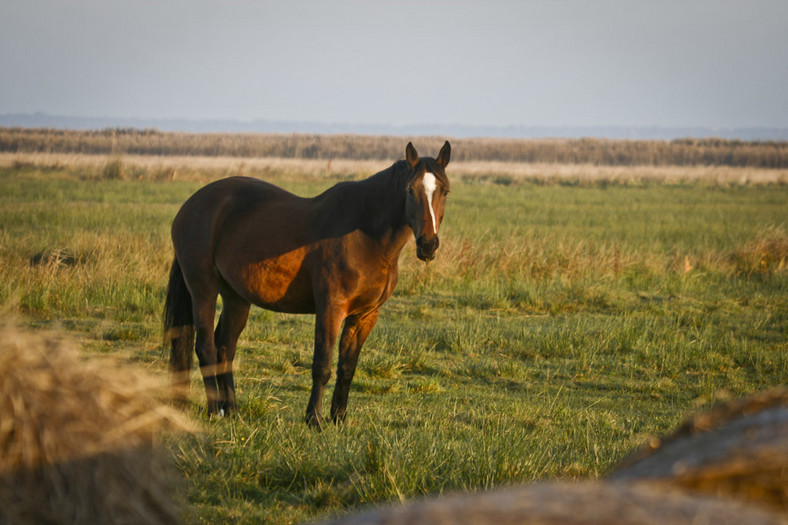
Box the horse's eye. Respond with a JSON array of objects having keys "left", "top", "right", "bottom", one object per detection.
[{"left": 407, "top": 187, "right": 414, "bottom": 196}]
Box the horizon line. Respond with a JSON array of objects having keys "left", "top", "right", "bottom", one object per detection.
[{"left": 2, "top": 112, "right": 787, "bottom": 141}]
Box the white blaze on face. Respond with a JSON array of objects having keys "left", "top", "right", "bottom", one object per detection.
[{"left": 423, "top": 172, "right": 438, "bottom": 234}]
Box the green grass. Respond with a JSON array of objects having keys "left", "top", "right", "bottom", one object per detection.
[{"left": 1, "top": 163, "right": 787, "bottom": 524}]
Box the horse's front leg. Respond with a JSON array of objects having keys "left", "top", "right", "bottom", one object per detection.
[
  {"left": 331, "top": 309, "right": 379, "bottom": 424},
  {"left": 306, "top": 306, "right": 344, "bottom": 428}
]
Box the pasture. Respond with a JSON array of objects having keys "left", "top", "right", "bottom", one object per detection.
[{"left": 1, "top": 154, "right": 786, "bottom": 523}]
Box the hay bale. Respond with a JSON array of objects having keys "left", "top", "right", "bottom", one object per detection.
[
  {"left": 319, "top": 482, "right": 785, "bottom": 525},
  {"left": 0, "top": 324, "right": 195, "bottom": 525},
  {"left": 610, "top": 388, "right": 788, "bottom": 512}
]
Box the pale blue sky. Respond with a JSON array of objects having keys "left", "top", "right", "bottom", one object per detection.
[{"left": 1, "top": 0, "right": 786, "bottom": 129}]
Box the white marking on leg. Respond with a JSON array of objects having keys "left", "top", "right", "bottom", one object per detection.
[{"left": 423, "top": 172, "right": 438, "bottom": 234}]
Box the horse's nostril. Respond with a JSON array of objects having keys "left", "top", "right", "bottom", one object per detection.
[{"left": 416, "top": 236, "right": 439, "bottom": 261}]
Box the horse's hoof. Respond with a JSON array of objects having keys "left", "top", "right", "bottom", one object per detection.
[
  {"left": 207, "top": 408, "right": 225, "bottom": 419},
  {"left": 305, "top": 415, "right": 323, "bottom": 430},
  {"left": 220, "top": 402, "right": 237, "bottom": 417}
]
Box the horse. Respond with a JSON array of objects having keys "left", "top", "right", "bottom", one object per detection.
[{"left": 164, "top": 141, "right": 451, "bottom": 427}]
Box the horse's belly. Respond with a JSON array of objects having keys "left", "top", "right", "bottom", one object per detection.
[{"left": 226, "top": 255, "right": 315, "bottom": 314}]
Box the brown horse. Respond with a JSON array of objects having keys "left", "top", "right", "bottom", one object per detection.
[{"left": 164, "top": 141, "right": 451, "bottom": 426}]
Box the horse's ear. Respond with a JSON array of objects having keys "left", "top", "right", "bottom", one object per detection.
[
  {"left": 406, "top": 142, "right": 419, "bottom": 168},
  {"left": 437, "top": 140, "right": 451, "bottom": 168}
]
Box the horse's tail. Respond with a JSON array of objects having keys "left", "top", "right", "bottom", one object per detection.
[{"left": 164, "top": 257, "right": 194, "bottom": 406}]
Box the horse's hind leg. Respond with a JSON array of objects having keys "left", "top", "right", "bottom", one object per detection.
[
  {"left": 189, "top": 282, "right": 222, "bottom": 415},
  {"left": 214, "top": 288, "right": 250, "bottom": 416}
]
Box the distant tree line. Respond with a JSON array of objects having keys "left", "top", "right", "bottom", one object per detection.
[{"left": 1, "top": 127, "right": 787, "bottom": 168}]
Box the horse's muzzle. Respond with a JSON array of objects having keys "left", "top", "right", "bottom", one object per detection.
[{"left": 416, "top": 235, "right": 439, "bottom": 262}]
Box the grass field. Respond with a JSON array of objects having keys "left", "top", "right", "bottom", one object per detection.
[{"left": 1, "top": 156, "right": 787, "bottom": 523}]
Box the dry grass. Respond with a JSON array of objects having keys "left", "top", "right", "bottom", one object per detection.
[
  {"left": 3, "top": 152, "right": 788, "bottom": 185},
  {"left": 0, "top": 322, "right": 196, "bottom": 524},
  {"left": 451, "top": 160, "right": 788, "bottom": 186}
]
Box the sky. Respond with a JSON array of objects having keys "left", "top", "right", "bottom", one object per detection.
[{"left": 1, "top": 0, "right": 787, "bottom": 130}]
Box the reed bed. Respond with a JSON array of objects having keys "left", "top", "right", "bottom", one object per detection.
[{"left": 2, "top": 127, "right": 788, "bottom": 168}]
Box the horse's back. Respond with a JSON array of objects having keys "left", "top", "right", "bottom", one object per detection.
[
  {"left": 173, "top": 176, "right": 297, "bottom": 241},
  {"left": 175, "top": 176, "right": 295, "bottom": 220}
]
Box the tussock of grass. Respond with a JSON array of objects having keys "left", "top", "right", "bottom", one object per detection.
[
  {"left": 101, "top": 155, "right": 125, "bottom": 180},
  {"left": 731, "top": 226, "right": 788, "bottom": 276}
]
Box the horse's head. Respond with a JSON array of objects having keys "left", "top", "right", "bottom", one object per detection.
[{"left": 404, "top": 141, "right": 451, "bottom": 262}]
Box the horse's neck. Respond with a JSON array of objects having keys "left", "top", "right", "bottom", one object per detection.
[{"left": 358, "top": 163, "right": 412, "bottom": 256}]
